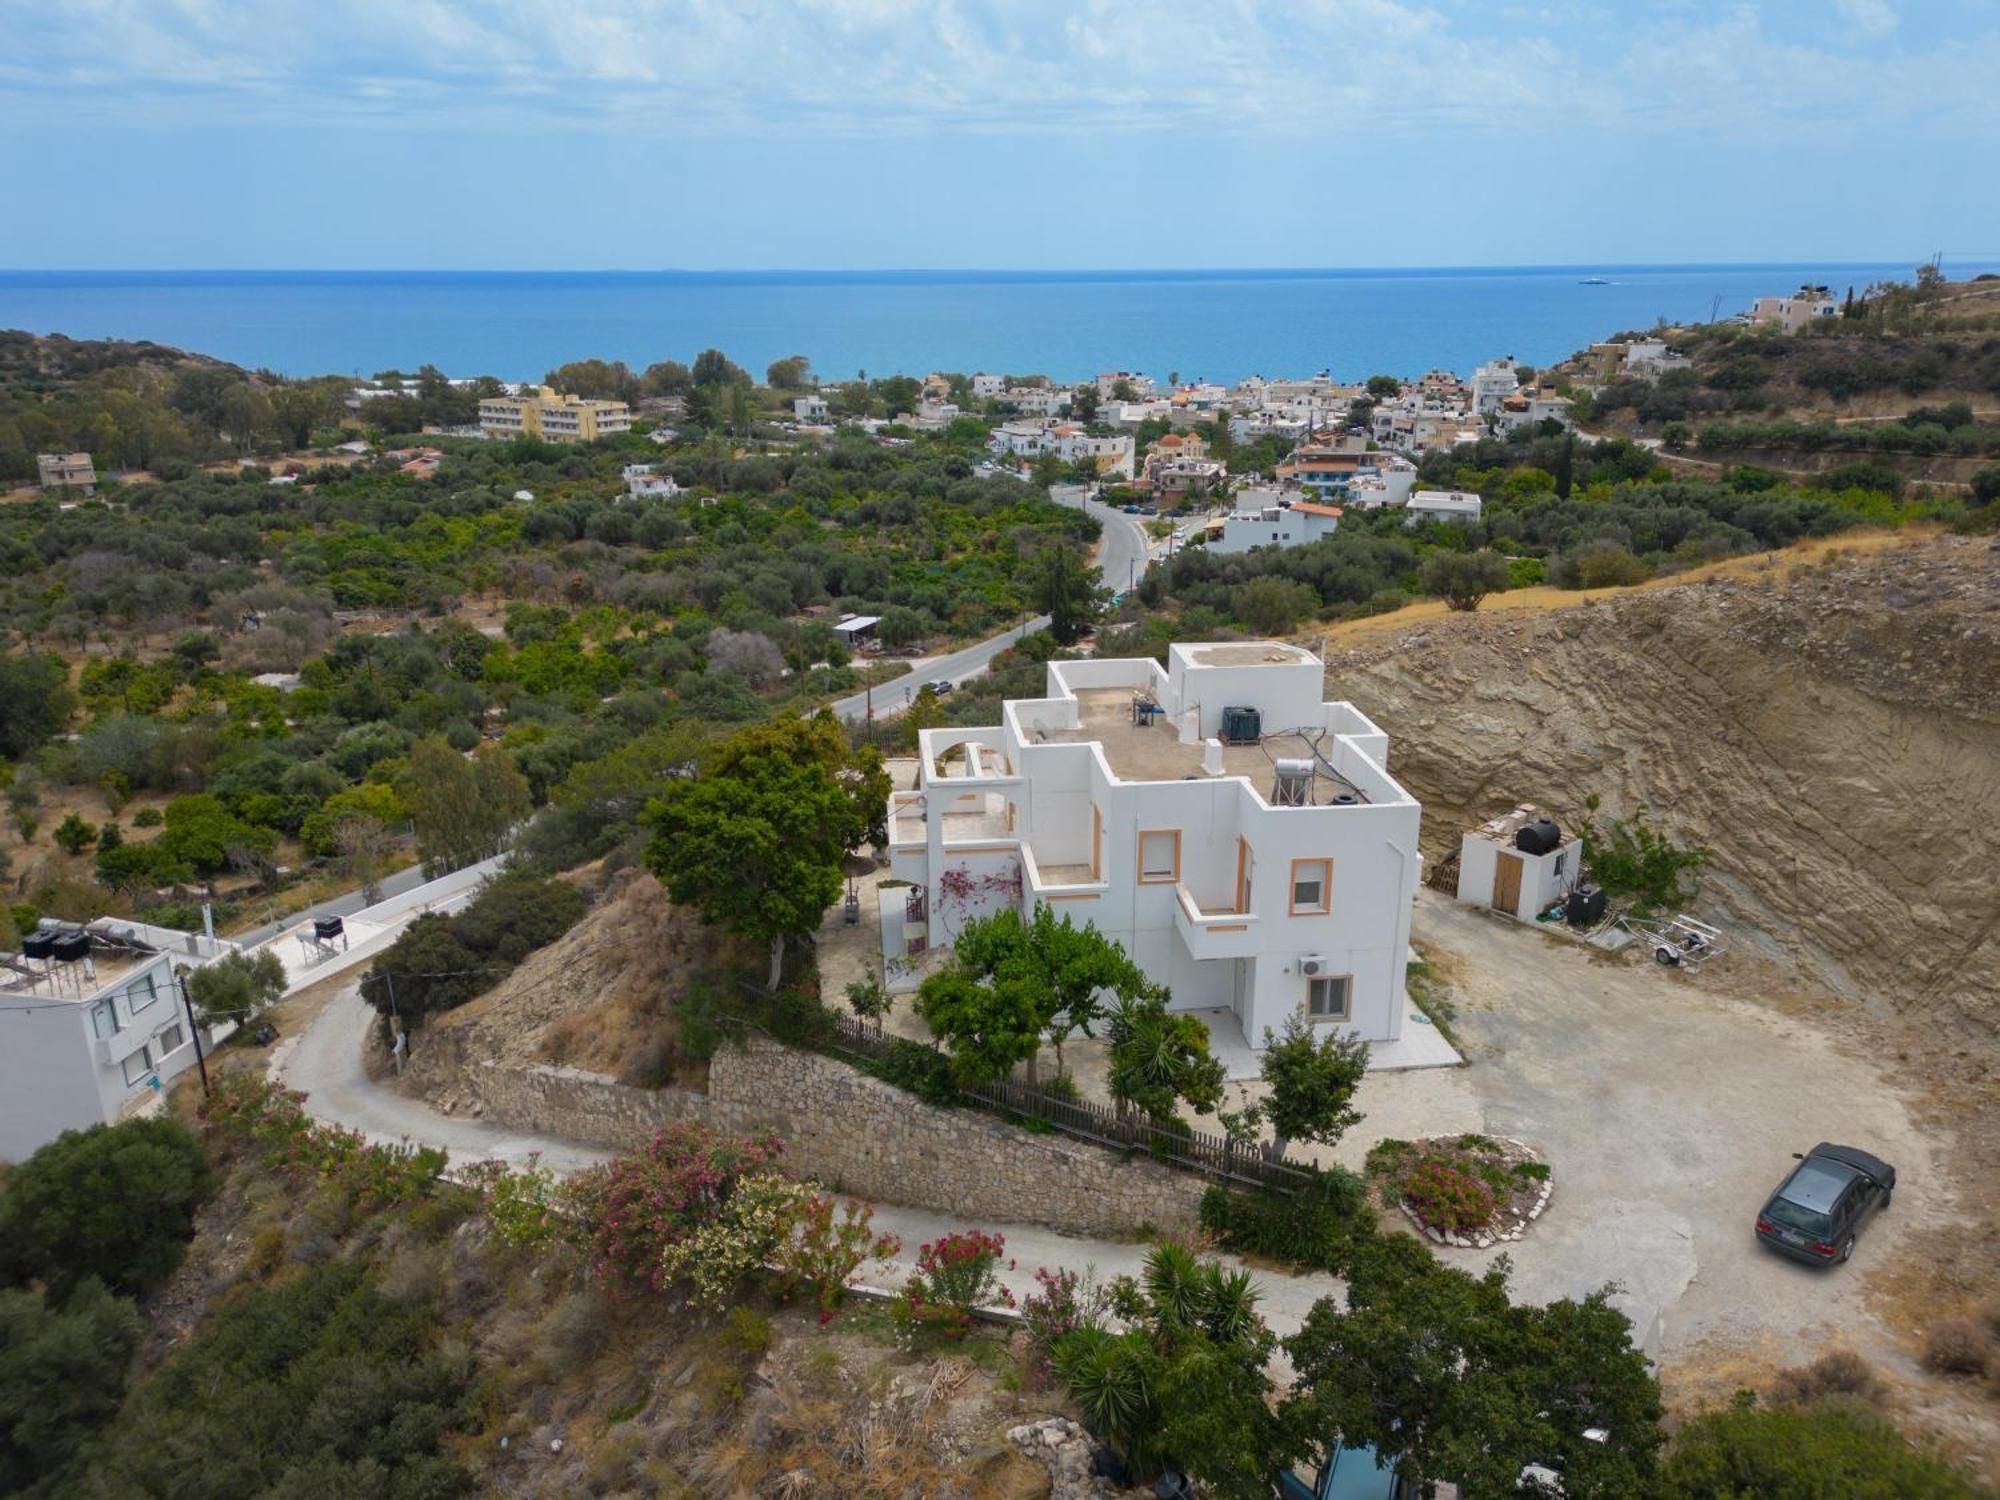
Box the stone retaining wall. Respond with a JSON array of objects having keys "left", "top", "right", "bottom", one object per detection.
[{"left": 420, "top": 1032, "right": 1205, "bottom": 1238}]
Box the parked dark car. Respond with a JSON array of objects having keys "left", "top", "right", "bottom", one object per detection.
[{"left": 1755, "top": 1143, "right": 1894, "bottom": 1265}]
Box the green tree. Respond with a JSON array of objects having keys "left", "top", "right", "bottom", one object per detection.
[
  {"left": 1235, "top": 576, "right": 1319, "bottom": 636},
  {"left": 645, "top": 714, "right": 889, "bottom": 989},
  {"left": 952, "top": 905, "right": 1144, "bottom": 1079},
  {"left": 643, "top": 359, "right": 693, "bottom": 395},
  {"left": 159, "top": 793, "right": 273, "bottom": 879},
  {"left": 875, "top": 375, "right": 922, "bottom": 417},
  {"left": 1660, "top": 1401, "right": 1985, "bottom": 1499},
  {"left": 51, "top": 813, "right": 97, "bottom": 855},
  {"left": 1106, "top": 989, "right": 1226, "bottom": 1125},
  {"left": 400, "top": 737, "right": 529, "bottom": 874},
  {"left": 186, "top": 948, "right": 287, "bottom": 1027},
  {"left": 765, "top": 354, "right": 812, "bottom": 389},
  {"left": 359, "top": 911, "right": 484, "bottom": 1027},
  {"left": 691, "top": 348, "right": 749, "bottom": 388},
  {"left": 1365, "top": 374, "right": 1403, "bottom": 399},
  {"left": 1030, "top": 544, "right": 1105, "bottom": 645},
  {"left": 1071, "top": 388, "right": 1101, "bottom": 423},
  {"left": 1254, "top": 1007, "right": 1368, "bottom": 1160},
  {"left": 0, "top": 653, "right": 76, "bottom": 759},
  {"left": 1052, "top": 1244, "right": 1280, "bottom": 1497},
  {"left": 1418, "top": 550, "right": 1510, "bottom": 612},
  {"left": 915, "top": 966, "right": 1044, "bottom": 1087},
  {"left": 0, "top": 1117, "right": 215, "bottom": 1301},
  {"left": 1280, "top": 1237, "right": 1662, "bottom": 1498},
  {"left": 0, "top": 1279, "right": 142, "bottom": 1494}
]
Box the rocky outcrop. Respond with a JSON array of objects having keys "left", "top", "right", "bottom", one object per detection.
[{"left": 1332, "top": 535, "right": 2000, "bottom": 1033}]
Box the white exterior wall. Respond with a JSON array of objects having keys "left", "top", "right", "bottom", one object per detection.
[
  {"left": 1210, "top": 508, "right": 1340, "bottom": 556},
  {"left": 1454, "top": 833, "right": 1583, "bottom": 922},
  {"left": 0, "top": 950, "right": 209, "bottom": 1162},
  {"left": 895, "top": 646, "right": 1422, "bottom": 1050}
]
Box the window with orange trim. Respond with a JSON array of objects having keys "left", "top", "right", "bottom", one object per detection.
[
  {"left": 1289, "top": 857, "right": 1332, "bottom": 915},
  {"left": 1138, "top": 829, "right": 1181, "bottom": 884}
]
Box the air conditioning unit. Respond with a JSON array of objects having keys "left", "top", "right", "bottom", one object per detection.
[{"left": 1299, "top": 954, "right": 1329, "bottom": 977}]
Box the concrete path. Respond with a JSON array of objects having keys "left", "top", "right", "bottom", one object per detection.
[
  {"left": 272, "top": 983, "right": 1341, "bottom": 1341},
  {"left": 234, "top": 858, "right": 441, "bottom": 947}
]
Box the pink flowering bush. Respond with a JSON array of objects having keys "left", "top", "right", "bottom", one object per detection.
[
  {"left": 566, "top": 1121, "right": 784, "bottom": 1294},
  {"left": 897, "top": 1229, "right": 1014, "bottom": 1341},
  {"left": 1402, "top": 1157, "right": 1496, "bottom": 1234},
  {"left": 771, "top": 1192, "right": 901, "bottom": 1320}
]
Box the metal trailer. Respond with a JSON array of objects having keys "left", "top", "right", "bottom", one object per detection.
[{"left": 1620, "top": 913, "right": 1726, "bottom": 972}]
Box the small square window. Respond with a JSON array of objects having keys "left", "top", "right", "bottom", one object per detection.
[
  {"left": 1307, "top": 975, "right": 1351, "bottom": 1021},
  {"left": 155, "top": 1023, "right": 186, "bottom": 1058},
  {"left": 1290, "top": 859, "right": 1332, "bottom": 915},
  {"left": 121, "top": 1047, "right": 154, "bottom": 1087},
  {"left": 128, "top": 974, "right": 159, "bottom": 1014},
  {"left": 1138, "top": 830, "right": 1180, "bottom": 883},
  {"left": 91, "top": 1003, "right": 119, "bottom": 1040}
]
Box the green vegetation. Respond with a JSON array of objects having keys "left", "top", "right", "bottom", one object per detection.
[
  {"left": 360, "top": 871, "right": 587, "bottom": 1028},
  {"left": 644, "top": 714, "right": 889, "bottom": 990},
  {"left": 0, "top": 1278, "right": 142, "bottom": 1495},
  {"left": 185, "top": 946, "right": 286, "bottom": 1026},
  {"left": 1579, "top": 796, "right": 1709, "bottom": 911},
  {"left": 1661, "top": 1401, "right": 1991, "bottom": 1500},
  {"left": 0, "top": 1117, "right": 214, "bottom": 1301}
]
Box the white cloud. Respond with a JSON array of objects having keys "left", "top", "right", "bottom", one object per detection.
[{"left": 0, "top": 0, "right": 1989, "bottom": 140}]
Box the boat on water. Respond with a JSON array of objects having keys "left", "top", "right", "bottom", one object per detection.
[{"left": 1579, "top": 276, "right": 1610, "bottom": 285}]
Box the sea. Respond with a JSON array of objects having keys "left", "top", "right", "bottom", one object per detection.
[{"left": 1, "top": 263, "right": 1988, "bottom": 386}]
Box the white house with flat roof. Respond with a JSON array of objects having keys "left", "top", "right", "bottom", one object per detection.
[
  {"left": 886, "top": 643, "right": 1423, "bottom": 1053},
  {"left": 1, "top": 919, "right": 240, "bottom": 1162},
  {"left": 1405, "top": 489, "right": 1484, "bottom": 524}
]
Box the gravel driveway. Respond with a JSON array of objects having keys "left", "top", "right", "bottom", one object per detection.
[{"left": 1334, "top": 890, "right": 1938, "bottom": 1365}]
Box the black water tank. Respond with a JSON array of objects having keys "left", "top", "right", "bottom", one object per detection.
[
  {"left": 1515, "top": 816, "right": 1562, "bottom": 856},
  {"left": 1566, "top": 883, "right": 1607, "bottom": 926},
  {"left": 21, "top": 929, "right": 55, "bottom": 960},
  {"left": 314, "top": 915, "right": 345, "bottom": 941},
  {"left": 51, "top": 931, "right": 91, "bottom": 963}
]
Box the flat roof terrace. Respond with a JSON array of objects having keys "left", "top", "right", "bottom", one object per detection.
[{"left": 1044, "top": 688, "right": 1369, "bottom": 804}]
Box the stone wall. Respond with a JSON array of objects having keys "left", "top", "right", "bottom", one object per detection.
[{"left": 420, "top": 1032, "right": 1205, "bottom": 1238}]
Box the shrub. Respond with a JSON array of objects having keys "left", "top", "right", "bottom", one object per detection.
[
  {"left": 1768, "top": 1348, "right": 1884, "bottom": 1409},
  {"left": 1572, "top": 542, "right": 1652, "bottom": 589},
  {"left": 1919, "top": 1317, "right": 1992, "bottom": 1378},
  {"left": 657, "top": 1171, "right": 811, "bottom": 1309},
  {"left": 1579, "top": 797, "right": 1708, "bottom": 910},
  {"left": 769, "top": 1191, "right": 900, "bottom": 1319},
  {"left": 0, "top": 1116, "right": 215, "bottom": 1301},
  {"left": 566, "top": 1122, "right": 784, "bottom": 1295},
  {"left": 1401, "top": 1158, "right": 1496, "bottom": 1234},
  {"left": 1662, "top": 1403, "right": 1984, "bottom": 1499},
  {"left": 1198, "top": 1170, "right": 1376, "bottom": 1272},
  {"left": 720, "top": 1305, "right": 772, "bottom": 1356},
  {"left": 896, "top": 1229, "right": 1012, "bottom": 1340},
  {"left": 0, "top": 1279, "right": 142, "bottom": 1493}
]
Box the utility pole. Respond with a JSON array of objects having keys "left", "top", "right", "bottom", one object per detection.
[{"left": 173, "top": 969, "right": 210, "bottom": 1097}]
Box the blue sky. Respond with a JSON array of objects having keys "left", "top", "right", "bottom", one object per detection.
[{"left": 0, "top": 0, "right": 1995, "bottom": 270}]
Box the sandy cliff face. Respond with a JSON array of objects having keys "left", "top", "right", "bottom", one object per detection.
[{"left": 1327, "top": 535, "right": 2000, "bottom": 1034}]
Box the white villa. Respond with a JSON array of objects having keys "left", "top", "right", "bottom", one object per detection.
[
  {"left": 887, "top": 642, "right": 1423, "bottom": 1053},
  {"left": 1, "top": 919, "right": 240, "bottom": 1161}
]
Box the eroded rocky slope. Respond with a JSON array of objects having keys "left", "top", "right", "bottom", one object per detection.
[{"left": 1331, "top": 535, "right": 2000, "bottom": 1033}]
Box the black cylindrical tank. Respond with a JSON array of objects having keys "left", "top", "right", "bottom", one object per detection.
[
  {"left": 51, "top": 932, "right": 91, "bottom": 963},
  {"left": 21, "top": 930, "right": 55, "bottom": 960},
  {"left": 1515, "top": 816, "right": 1562, "bottom": 855}
]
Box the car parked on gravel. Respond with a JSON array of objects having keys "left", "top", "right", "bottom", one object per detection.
[{"left": 1755, "top": 1143, "right": 1895, "bottom": 1266}]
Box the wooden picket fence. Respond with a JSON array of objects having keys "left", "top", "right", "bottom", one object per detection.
[{"left": 825, "top": 1013, "right": 1318, "bottom": 1195}]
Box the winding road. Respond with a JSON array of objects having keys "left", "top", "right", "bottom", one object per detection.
[{"left": 828, "top": 489, "right": 1155, "bottom": 722}]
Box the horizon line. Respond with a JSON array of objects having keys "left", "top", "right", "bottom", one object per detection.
[{"left": 0, "top": 259, "right": 1943, "bottom": 279}]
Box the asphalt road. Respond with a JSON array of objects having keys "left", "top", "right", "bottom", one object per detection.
[
  {"left": 235, "top": 859, "right": 439, "bottom": 948},
  {"left": 827, "top": 489, "right": 1155, "bottom": 723}
]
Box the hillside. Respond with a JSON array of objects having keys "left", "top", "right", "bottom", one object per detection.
[{"left": 1328, "top": 531, "right": 2000, "bottom": 1033}]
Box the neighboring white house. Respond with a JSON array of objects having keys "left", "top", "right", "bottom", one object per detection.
[
  {"left": 1454, "top": 806, "right": 1582, "bottom": 923},
  {"left": 794, "top": 394, "right": 831, "bottom": 422},
  {"left": 1750, "top": 285, "right": 1839, "bottom": 334},
  {"left": 623, "top": 462, "right": 681, "bottom": 499},
  {"left": 1405, "top": 489, "right": 1484, "bottom": 524},
  {"left": 1096, "top": 371, "right": 1154, "bottom": 400},
  {"left": 1011, "top": 387, "right": 1071, "bottom": 417},
  {"left": 1469, "top": 358, "right": 1521, "bottom": 418},
  {"left": 990, "top": 420, "right": 1053, "bottom": 458},
  {"left": 971, "top": 373, "right": 1005, "bottom": 398},
  {"left": 1210, "top": 497, "right": 1344, "bottom": 555},
  {"left": 886, "top": 642, "right": 1423, "bottom": 1052},
  {"left": 1621, "top": 340, "right": 1689, "bottom": 379},
  {"left": 1, "top": 920, "right": 240, "bottom": 1162}
]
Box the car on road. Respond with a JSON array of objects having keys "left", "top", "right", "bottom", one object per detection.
[
  {"left": 1121, "top": 503, "right": 1141, "bottom": 513},
  {"left": 1755, "top": 1143, "right": 1894, "bottom": 1266},
  {"left": 925, "top": 678, "right": 954, "bottom": 696}
]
